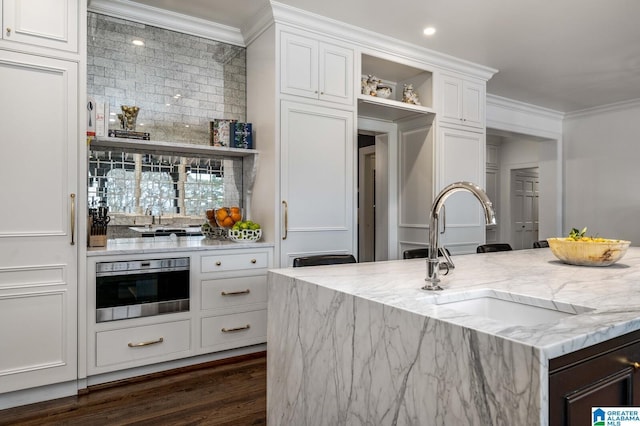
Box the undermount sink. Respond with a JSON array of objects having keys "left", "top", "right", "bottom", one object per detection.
[
  {"left": 128, "top": 226, "right": 203, "bottom": 236},
  {"left": 429, "top": 289, "right": 594, "bottom": 327}
]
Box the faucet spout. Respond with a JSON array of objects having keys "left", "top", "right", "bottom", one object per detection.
[{"left": 424, "top": 181, "right": 496, "bottom": 291}]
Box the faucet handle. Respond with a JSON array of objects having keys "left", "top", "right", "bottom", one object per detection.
[
  {"left": 440, "top": 247, "right": 455, "bottom": 270},
  {"left": 438, "top": 262, "right": 451, "bottom": 275}
]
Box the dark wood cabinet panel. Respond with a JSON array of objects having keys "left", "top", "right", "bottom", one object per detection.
[{"left": 549, "top": 330, "right": 640, "bottom": 426}]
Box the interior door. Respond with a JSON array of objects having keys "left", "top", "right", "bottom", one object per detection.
[
  {"left": 280, "top": 101, "right": 354, "bottom": 266},
  {"left": 510, "top": 168, "right": 539, "bottom": 250}
]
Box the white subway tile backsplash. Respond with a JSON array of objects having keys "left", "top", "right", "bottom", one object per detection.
[{"left": 88, "top": 12, "right": 246, "bottom": 144}]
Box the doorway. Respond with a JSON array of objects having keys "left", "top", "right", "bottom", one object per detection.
[
  {"left": 485, "top": 130, "right": 559, "bottom": 250},
  {"left": 358, "top": 144, "right": 376, "bottom": 262},
  {"left": 510, "top": 168, "right": 539, "bottom": 250},
  {"left": 356, "top": 120, "right": 395, "bottom": 261}
]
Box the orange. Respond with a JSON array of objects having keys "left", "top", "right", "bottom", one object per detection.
[
  {"left": 205, "top": 209, "right": 215, "bottom": 220},
  {"left": 222, "top": 217, "right": 234, "bottom": 227},
  {"left": 230, "top": 206, "right": 240, "bottom": 213},
  {"left": 216, "top": 209, "right": 228, "bottom": 220},
  {"left": 230, "top": 212, "right": 242, "bottom": 222}
]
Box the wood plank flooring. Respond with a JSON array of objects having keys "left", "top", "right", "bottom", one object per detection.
[{"left": 0, "top": 352, "right": 266, "bottom": 426}]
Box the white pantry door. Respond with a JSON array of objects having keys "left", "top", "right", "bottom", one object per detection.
[
  {"left": 0, "top": 51, "right": 78, "bottom": 393},
  {"left": 510, "top": 168, "right": 539, "bottom": 250},
  {"left": 279, "top": 101, "right": 354, "bottom": 267}
]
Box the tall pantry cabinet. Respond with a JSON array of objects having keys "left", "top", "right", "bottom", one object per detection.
[
  {"left": 248, "top": 25, "right": 356, "bottom": 267},
  {"left": 0, "top": 0, "right": 84, "bottom": 404}
]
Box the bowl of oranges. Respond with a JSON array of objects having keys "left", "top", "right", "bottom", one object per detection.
[{"left": 214, "top": 207, "right": 243, "bottom": 229}]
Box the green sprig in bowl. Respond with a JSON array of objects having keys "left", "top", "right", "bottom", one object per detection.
[{"left": 547, "top": 227, "right": 630, "bottom": 266}]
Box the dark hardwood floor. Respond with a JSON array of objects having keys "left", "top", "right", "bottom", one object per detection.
[{"left": 0, "top": 352, "right": 266, "bottom": 426}]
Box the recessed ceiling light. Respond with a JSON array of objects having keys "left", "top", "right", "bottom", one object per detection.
[
  {"left": 132, "top": 39, "right": 145, "bottom": 46},
  {"left": 423, "top": 27, "right": 436, "bottom": 36}
]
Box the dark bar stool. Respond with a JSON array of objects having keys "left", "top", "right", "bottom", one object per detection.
[
  {"left": 476, "top": 243, "right": 513, "bottom": 253},
  {"left": 402, "top": 247, "right": 451, "bottom": 259},
  {"left": 292, "top": 254, "right": 357, "bottom": 267}
]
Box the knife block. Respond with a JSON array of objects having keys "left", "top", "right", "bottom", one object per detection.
[{"left": 88, "top": 215, "right": 107, "bottom": 247}]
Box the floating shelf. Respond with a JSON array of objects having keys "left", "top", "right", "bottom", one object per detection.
[
  {"left": 90, "top": 137, "right": 258, "bottom": 158},
  {"left": 357, "top": 94, "right": 436, "bottom": 123}
]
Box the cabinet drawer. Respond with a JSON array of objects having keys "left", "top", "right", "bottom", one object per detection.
[
  {"left": 96, "top": 320, "right": 190, "bottom": 367},
  {"left": 201, "top": 252, "right": 268, "bottom": 273},
  {"left": 201, "top": 310, "right": 267, "bottom": 350},
  {"left": 201, "top": 275, "right": 267, "bottom": 311}
]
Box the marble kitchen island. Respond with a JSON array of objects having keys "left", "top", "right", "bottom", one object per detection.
[{"left": 267, "top": 247, "right": 640, "bottom": 425}]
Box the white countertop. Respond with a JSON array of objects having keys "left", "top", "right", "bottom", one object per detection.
[
  {"left": 87, "top": 236, "right": 274, "bottom": 256},
  {"left": 271, "top": 247, "right": 640, "bottom": 359}
]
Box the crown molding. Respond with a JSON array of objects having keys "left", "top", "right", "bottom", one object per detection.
[
  {"left": 487, "top": 94, "right": 564, "bottom": 120},
  {"left": 269, "top": 1, "right": 497, "bottom": 81},
  {"left": 486, "top": 94, "right": 564, "bottom": 139},
  {"left": 565, "top": 98, "right": 640, "bottom": 119},
  {"left": 242, "top": 3, "right": 274, "bottom": 46},
  {"left": 87, "top": 0, "right": 245, "bottom": 46}
]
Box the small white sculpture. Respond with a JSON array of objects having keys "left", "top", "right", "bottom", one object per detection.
[
  {"left": 402, "top": 84, "right": 421, "bottom": 105},
  {"left": 361, "top": 75, "right": 380, "bottom": 96}
]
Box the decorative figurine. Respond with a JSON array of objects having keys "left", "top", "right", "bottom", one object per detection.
[
  {"left": 402, "top": 84, "right": 421, "bottom": 105},
  {"left": 361, "top": 75, "right": 381, "bottom": 96},
  {"left": 120, "top": 105, "right": 140, "bottom": 131}
]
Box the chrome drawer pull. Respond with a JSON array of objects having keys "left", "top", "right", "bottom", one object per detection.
[
  {"left": 221, "top": 324, "right": 250, "bottom": 333},
  {"left": 251, "top": 259, "right": 257, "bottom": 264},
  {"left": 128, "top": 337, "right": 164, "bottom": 347},
  {"left": 221, "top": 289, "right": 251, "bottom": 296},
  {"left": 215, "top": 261, "right": 222, "bottom": 266}
]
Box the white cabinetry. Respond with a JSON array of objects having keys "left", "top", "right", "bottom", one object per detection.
[
  {"left": 1, "top": 0, "right": 78, "bottom": 53},
  {"left": 280, "top": 31, "right": 353, "bottom": 105},
  {"left": 440, "top": 73, "right": 485, "bottom": 129},
  {"left": 0, "top": 49, "right": 79, "bottom": 397},
  {"left": 279, "top": 101, "right": 354, "bottom": 266},
  {"left": 199, "top": 248, "right": 269, "bottom": 352},
  {"left": 86, "top": 246, "right": 272, "bottom": 377},
  {"left": 436, "top": 126, "right": 486, "bottom": 253},
  {"left": 249, "top": 25, "right": 356, "bottom": 267}
]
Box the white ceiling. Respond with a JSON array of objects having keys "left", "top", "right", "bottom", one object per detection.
[{"left": 129, "top": 0, "right": 640, "bottom": 113}]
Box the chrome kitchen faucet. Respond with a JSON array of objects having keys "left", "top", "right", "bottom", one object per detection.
[{"left": 424, "top": 181, "right": 496, "bottom": 290}]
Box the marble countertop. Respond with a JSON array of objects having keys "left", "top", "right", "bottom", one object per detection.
[
  {"left": 271, "top": 247, "right": 640, "bottom": 359},
  {"left": 87, "top": 236, "right": 274, "bottom": 257}
]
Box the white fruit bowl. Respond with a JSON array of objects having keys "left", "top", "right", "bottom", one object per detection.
[{"left": 227, "top": 228, "right": 262, "bottom": 242}]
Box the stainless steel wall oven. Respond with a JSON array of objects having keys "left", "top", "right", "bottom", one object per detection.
[{"left": 95, "top": 257, "right": 190, "bottom": 322}]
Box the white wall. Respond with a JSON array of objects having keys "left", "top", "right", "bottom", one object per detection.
[{"left": 563, "top": 101, "right": 640, "bottom": 244}]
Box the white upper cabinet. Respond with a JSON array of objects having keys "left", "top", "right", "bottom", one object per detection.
[
  {"left": 440, "top": 73, "right": 485, "bottom": 129},
  {"left": 1, "top": 0, "right": 78, "bottom": 52},
  {"left": 280, "top": 31, "right": 353, "bottom": 105}
]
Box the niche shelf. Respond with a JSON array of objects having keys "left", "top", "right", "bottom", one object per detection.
[{"left": 359, "top": 53, "right": 435, "bottom": 122}]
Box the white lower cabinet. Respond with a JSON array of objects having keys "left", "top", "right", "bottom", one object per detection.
[
  {"left": 87, "top": 246, "right": 272, "bottom": 378},
  {"left": 201, "top": 310, "right": 267, "bottom": 351},
  {"left": 96, "top": 320, "right": 191, "bottom": 367},
  {"left": 198, "top": 249, "right": 270, "bottom": 352}
]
